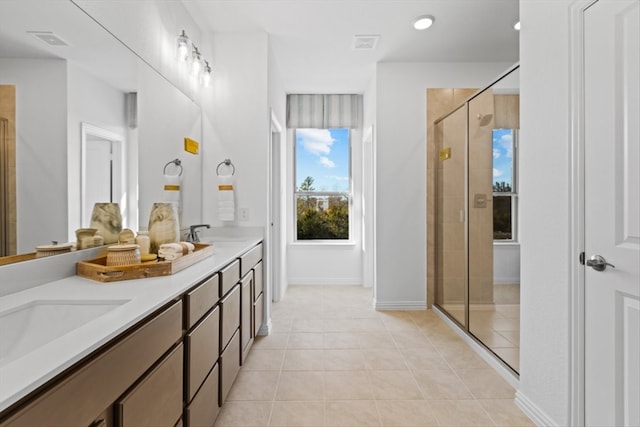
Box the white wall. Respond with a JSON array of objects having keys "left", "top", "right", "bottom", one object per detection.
[
  {"left": 67, "top": 63, "right": 129, "bottom": 239},
  {"left": 374, "top": 61, "right": 512, "bottom": 309},
  {"left": 516, "top": 1, "right": 573, "bottom": 425},
  {"left": 202, "top": 32, "right": 270, "bottom": 229},
  {"left": 137, "top": 64, "right": 203, "bottom": 232},
  {"left": 0, "top": 58, "right": 67, "bottom": 252},
  {"left": 494, "top": 243, "right": 520, "bottom": 284}
]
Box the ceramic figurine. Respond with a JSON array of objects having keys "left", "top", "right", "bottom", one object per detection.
[
  {"left": 90, "top": 203, "right": 123, "bottom": 244},
  {"left": 148, "top": 202, "right": 180, "bottom": 254}
]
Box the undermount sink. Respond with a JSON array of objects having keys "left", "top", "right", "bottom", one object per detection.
[{"left": 0, "top": 299, "right": 130, "bottom": 364}]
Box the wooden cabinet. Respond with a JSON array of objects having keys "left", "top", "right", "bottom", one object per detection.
[
  {"left": 185, "top": 306, "right": 219, "bottom": 402},
  {"left": 240, "top": 272, "right": 254, "bottom": 364},
  {"left": 184, "top": 364, "right": 219, "bottom": 427},
  {"left": 0, "top": 240, "right": 265, "bottom": 427},
  {"left": 0, "top": 301, "right": 182, "bottom": 427},
  {"left": 115, "top": 344, "right": 183, "bottom": 427}
]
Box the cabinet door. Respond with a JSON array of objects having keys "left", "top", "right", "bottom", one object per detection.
[
  {"left": 115, "top": 344, "right": 183, "bottom": 427},
  {"left": 220, "top": 330, "right": 240, "bottom": 405},
  {"left": 253, "top": 261, "right": 263, "bottom": 302},
  {"left": 220, "top": 284, "right": 240, "bottom": 351},
  {"left": 219, "top": 260, "right": 240, "bottom": 297},
  {"left": 254, "top": 292, "right": 264, "bottom": 336},
  {"left": 185, "top": 273, "right": 219, "bottom": 329},
  {"left": 185, "top": 364, "right": 220, "bottom": 427},
  {"left": 240, "top": 272, "right": 254, "bottom": 364},
  {"left": 185, "top": 306, "right": 220, "bottom": 402},
  {"left": 240, "top": 243, "right": 263, "bottom": 277}
]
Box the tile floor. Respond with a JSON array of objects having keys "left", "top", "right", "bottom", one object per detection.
[{"left": 214, "top": 285, "right": 534, "bottom": 427}]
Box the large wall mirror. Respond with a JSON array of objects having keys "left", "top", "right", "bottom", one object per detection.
[{"left": 0, "top": 0, "right": 203, "bottom": 262}]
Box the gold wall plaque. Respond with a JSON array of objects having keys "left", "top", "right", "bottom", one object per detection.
[
  {"left": 439, "top": 147, "right": 451, "bottom": 161},
  {"left": 184, "top": 137, "right": 199, "bottom": 154}
]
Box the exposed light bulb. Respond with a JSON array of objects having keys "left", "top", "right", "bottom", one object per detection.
[
  {"left": 191, "top": 47, "right": 202, "bottom": 77},
  {"left": 176, "top": 30, "right": 190, "bottom": 62},
  {"left": 201, "top": 61, "right": 212, "bottom": 87},
  {"left": 514, "top": 21, "right": 521, "bottom": 31},
  {"left": 413, "top": 15, "right": 435, "bottom": 30}
]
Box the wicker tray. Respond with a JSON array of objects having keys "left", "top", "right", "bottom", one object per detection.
[{"left": 77, "top": 243, "right": 213, "bottom": 283}]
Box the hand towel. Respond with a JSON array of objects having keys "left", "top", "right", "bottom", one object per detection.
[
  {"left": 163, "top": 174, "right": 181, "bottom": 202},
  {"left": 158, "top": 241, "right": 194, "bottom": 260},
  {"left": 217, "top": 175, "right": 235, "bottom": 221}
]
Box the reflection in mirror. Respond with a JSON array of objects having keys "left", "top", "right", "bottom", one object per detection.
[
  {"left": 81, "top": 123, "right": 127, "bottom": 228},
  {"left": 0, "top": 0, "right": 204, "bottom": 265}
]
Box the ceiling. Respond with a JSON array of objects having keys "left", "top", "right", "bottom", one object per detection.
[{"left": 183, "top": 0, "right": 520, "bottom": 93}]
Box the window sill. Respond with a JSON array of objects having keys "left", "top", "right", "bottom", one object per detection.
[
  {"left": 493, "top": 241, "right": 520, "bottom": 247},
  {"left": 290, "top": 240, "right": 357, "bottom": 247}
]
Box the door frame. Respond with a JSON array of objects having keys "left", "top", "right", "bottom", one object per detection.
[
  {"left": 268, "top": 109, "right": 285, "bottom": 305},
  {"left": 80, "top": 122, "right": 126, "bottom": 227},
  {"left": 569, "top": 1, "right": 599, "bottom": 425}
]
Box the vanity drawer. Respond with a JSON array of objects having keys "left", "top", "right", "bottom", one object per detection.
[
  {"left": 220, "top": 284, "right": 240, "bottom": 352},
  {"left": 185, "top": 306, "right": 220, "bottom": 402},
  {"left": 0, "top": 301, "right": 182, "bottom": 427},
  {"left": 185, "top": 364, "right": 220, "bottom": 427},
  {"left": 253, "top": 260, "right": 263, "bottom": 301},
  {"left": 254, "top": 292, "right": 264, "bottom": 336},
  {"left": 219, "top": 259, "right": 240, "bottom": 297},
  {"left": 219, "top": 330, "right": 240, "bottom": 405},
  {"left": 240, "top": 243, "right": 262, "bottom": 277},
  {"left": 185, "top": 273, "right": 219, "bottom": 329},
  {"left": 115, "top": 343, "right": 183, "bottom": 427},
  {"left": 240, "top": 272, "right": 253, "bottom": 364}
]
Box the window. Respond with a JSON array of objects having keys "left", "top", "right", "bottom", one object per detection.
[
  {"left": 492, "top": 129, "right": 518, "bottom": 240},
  {"left": 295, "top": 128, "right": 351, "bottom": 240}
]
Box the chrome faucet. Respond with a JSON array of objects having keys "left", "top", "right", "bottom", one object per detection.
[{"left": 187, "top": 224, "right": 210, "bottom": 243}]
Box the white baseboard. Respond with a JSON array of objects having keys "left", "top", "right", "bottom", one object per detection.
[
  {"left": 374, "top": 300, "right": 427, "bottom": 310},
  {"left": 515, "top": 390, "right": 558, "bottom": 427}
]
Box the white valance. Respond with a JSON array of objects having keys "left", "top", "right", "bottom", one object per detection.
[{"left": 287, "top": 94, "right": 362, "bottom": 129}]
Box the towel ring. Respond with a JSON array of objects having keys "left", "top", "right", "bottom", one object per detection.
[
  {"left": 216, "top": 159, "right": 236, "bottom": 176},
  {"left": 163, "top": 158, "right": 183, "bottom": 176}
]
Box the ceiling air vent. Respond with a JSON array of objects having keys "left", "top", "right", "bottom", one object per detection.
[
  {"left": 351, "top": 35, "right": 380, "bottom": 50},
  {"left": 28, "top": 31, "right": 69, "bottom": 47}
]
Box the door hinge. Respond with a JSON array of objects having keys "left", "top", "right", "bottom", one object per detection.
[{"left": 579, "top": 251, "right": 585, "bottom": 265}]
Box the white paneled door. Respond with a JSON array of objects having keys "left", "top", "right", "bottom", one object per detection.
[{"left": 584, "top": 0, "right": 640, "bottom": 426}]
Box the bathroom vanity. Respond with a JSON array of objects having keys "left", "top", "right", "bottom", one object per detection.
[{"left": 0, "top": 238, "right": 264, "bottom": 427}]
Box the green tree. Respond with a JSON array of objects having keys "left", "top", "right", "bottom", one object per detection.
[
  {"left": 299, "top": 176, "right": 315, "bottom": 191},
  {"left": 493, "top": 181, "right": 512, "bottom": 192}
]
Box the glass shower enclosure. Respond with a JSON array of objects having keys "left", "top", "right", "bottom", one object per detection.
[{"left": 434, "top": 65, "right": 520, "bottom": 373}]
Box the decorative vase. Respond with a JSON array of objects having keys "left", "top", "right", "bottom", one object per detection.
[
  {"left": 148, "top": 202, "right": 180, "bottom": 254},
  {"left": 90, "top": 203, "right": 123, "bottom": 245},
  {"left": 75, "top": 228, "right": 97, "bottom": 250}
]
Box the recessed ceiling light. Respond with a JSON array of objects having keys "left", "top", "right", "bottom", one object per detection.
[
  {"left": 514, "top": 21, "right": 521, "bottom": 31},
  {"left": 413, "top": 15, "right": 435, "bottom": 31}
]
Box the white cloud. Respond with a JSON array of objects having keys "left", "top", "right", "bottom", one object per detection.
[
  {"left": 319, "top": 156, "right": 335, "bottom": 168},
  {"left": 493, "top": 148, "right": 501, "bottom": 159},
  {"left": 493, "top": 168, "right": 502, "bottom": 177},
  {"left": 297, "top": 129, "right": 335, "bottom": 156},
  {"left": 500, "top": 133, "right": 513, "bottom": 158}
]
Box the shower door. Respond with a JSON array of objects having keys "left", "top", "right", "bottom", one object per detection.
[
  {"left": 435, "top": 104, "right": 468, "bottom": 327},
  {"left": 434, "top": 65, "right": 521, "bottom": 374}
]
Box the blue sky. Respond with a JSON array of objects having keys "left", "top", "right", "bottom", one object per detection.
[
  {"left": 493, "top": 129, "right": 513, "bottom": 188},
  {"left": 296, "top": 128, "right": 350, "bottom": 192}
]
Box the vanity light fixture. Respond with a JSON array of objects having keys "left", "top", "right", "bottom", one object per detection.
[
  {"left": 191, "top": 46, "right": 203, "bottom": 77},
  {"left": 413, "top": 15, "right": 435, "bottom": 30},
  {"left": 176, "top": 30, "right": 212, "bottom": 87},
  {"left": 201, "top": 61, "right": 212, "bottom": 87},
  {"left": 176, "top": 30, "right": 190, "bottom": 61}
]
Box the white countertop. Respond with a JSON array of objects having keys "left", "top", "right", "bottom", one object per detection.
[{"left": 0, "top": 237, "right": 261, "bottom": 412}]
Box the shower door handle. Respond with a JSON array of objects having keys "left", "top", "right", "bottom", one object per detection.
[{"left": 586, "top": 255, "right": 615, "bottom": 272}]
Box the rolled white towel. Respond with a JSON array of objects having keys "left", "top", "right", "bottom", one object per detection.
[{"left": 158, "top": 242, "right": 195, "bottom": 260}]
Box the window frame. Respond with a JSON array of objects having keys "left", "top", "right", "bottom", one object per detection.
[
  {"left": 492, "top": 129, "right": 519, "bottom": 243},
  {"left": 293, "top": 128, "right": 353, "bottom": 243}
]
